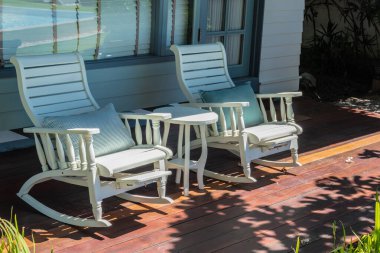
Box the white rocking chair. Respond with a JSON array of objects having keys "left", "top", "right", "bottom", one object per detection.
[
  {"left": 11, "top": 53, "right": 173, "bottom": 227},
  {"left": 170, "top": 43, "right": 303, "bottom": 183}
]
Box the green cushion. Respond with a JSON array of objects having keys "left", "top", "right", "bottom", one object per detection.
[
  {"left": 200, "top": 84, "right": 264, "bottom": 130},
  {"left": 42, "top": 103, "right": 135, "bottom": 158}
]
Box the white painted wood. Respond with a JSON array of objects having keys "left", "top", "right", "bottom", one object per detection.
[
  {"left": 260, "top": 55, "right": 300, "bottom": 71},
  {"left": 12, "top": 53, "right": 79, "bottom": 68},
  {"left": 152, "top": 120, "right": 161, "bottom": 146},
  {"left": 262, "top": 22, "right": 303, "bottom": 36},
  {"left": 35, "top": 100, "right": 94, "bottom": 115},
  {"left": 154, "top": 106, "right": 218, "bottom": 195},
  {"left": 264, "top": 0, "right": 304, "bottom": 11},
  {"left": 219, "top": 107, "right": 227, "bottom": 136},
  {"left": 65, "top": 134, "right": 77, "bottom": 170},
  {"left": 182, "top": 60, "right": 224, "bottom": 71},
  {"left": 181, "top": 52, "right": 223, "bottom": 63},
  {"left": 171, "top": 43, "right": 304, "bottom": 183},
  {"left": 145, "top": 120, "right": 152, "bottom": 145},
  {"left": 117, "top": 193, "right": 173, "bottom": 204},
  {"left": 260, "top": 67, "right": 300, "bottom": 83},
  {"left": 154, "top": 107, "right": 218, "bottom": 125},
  {"left": 12, "top": 53, "right": 175, "bottom": 227},
  {"left": 55, "top": 134, "right": 67, "bottom": 169},
  {"left": 188, "top": 82, "right": 231, "bottom": 94},
  {"left": 263, "top": 9, "right": 303, "bottom": 24},
  {"left": 186, "top": 76, "right": 229, "bottom": 87},
  {"left": 229, "top": 108, "right": 237, "bottom": 137},
  {"left": 260, "top": 79, "right": 300, "bottom": 93},
  {"left": 25, "top": 72, "right": 83, "bottom": 88},
  {"left": 176, "top": 124, "right": 184, "bottom": 184},
  {"left": 269, "top": 98, "right": 277, "bottom": 122},
  {"left": 197, "top": 125, "right": 207, "bottom": 189},
  {"left": 34, "top": 133, "right": 48, "bottom": 172},
  {"left": 259, "top": 0, "right": 304, "bottom": 93},
  {"left": 30, "top": 91, "right": 88, "bottom": 107},
  {"left": 78, "top": 135, "right": 87, "bottom": 170},
  {"left": 24, "top": 63, "right": 81, "bottom": 78},
  {"left": 27, "top": 82, "right": 85, "bottom": 97},
  {"left": 260, "top": 46, "right": 301, "bottom": 60},
  {"left": 280, "top": 98, "right": 286, "bottom": 122},
  {"left": 258, "top": 99, "right": 268, "bottom": 123},
  {"left": 116, "top": 171, "right": 172, "bottom": 187},
  {"left": 183, "top": 68, "right": 225, "bottom": 80},
  {"left": 183, "top": 125, "right": 190, "bottom": 196},
  {"left": 45, "top": 133, "right": 58, "bottom": 170},
  {"left": 135, "top": 120, "right": 143, "bottom": 145}
]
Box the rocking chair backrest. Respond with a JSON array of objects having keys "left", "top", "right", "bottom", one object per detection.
[
  {"left": 11, "top": 53, "right": 99, "bottom": 127},
  {"left": 170, "top": 42, "right": 235, "bottom": 103}
]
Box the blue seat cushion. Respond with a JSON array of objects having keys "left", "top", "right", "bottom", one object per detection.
[
  {"left": 200, "top": 84, "right": 264, "bottom": 130},
  {"left": 42, "top": 103, "right": 135, "bottom": 158}
]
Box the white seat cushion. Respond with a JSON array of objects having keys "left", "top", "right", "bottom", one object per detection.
[
  {"left": 244, "top": 124, "right": 299, "bottom": 144},
  {"left": 96, "top": 146, "right": 172, "bottom": 177}
]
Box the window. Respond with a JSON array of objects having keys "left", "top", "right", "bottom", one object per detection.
[
  {"left": 0, "top": 0, "right": 262, "bottom": 80},
  {"left": 166, "top": 0, "right": 192, "bottom": 47},
  {"left": 0, "top": 0, "right": 155, "bottom": 64},
  {"left": 198, "top": 0, "right": 255, "bottom": 77}
]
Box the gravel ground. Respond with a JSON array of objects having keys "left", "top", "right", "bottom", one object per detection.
[{"left": 334, "top": 95, "right": 380, "bottom": 113}]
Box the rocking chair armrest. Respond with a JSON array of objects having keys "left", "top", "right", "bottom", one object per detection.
[
  {"left": 181, "top": 102, "right": 250, "bottom": 108},
  {"left": 256, "top": 92, "right": 302, "bottom": 99},
  {"left": 119, "top": 112, "right": 172, "bottom": 121},
  {"left": 24, "top": 127, "right": 100, "bottom": 135}
]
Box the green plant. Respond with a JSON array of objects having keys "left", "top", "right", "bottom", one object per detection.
[
  {"left": 331, "top": 192, "right": 380, "bottom": 252},
  {"left": 302, "top": 0, "right": 380, "bottom": 101},
  {"left": 0, "top": 210, "right": 33, "bottom": 253},
  {"left": 292, "top": 192, "right": 380, "bottom": 252},
  {"left": 293, "top": 237, "right": 301, "bottom": 253}
]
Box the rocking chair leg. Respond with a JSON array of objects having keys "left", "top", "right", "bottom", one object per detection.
[
  {"left": 238, "top": 133, "right": 256, "bottom": 182},
  {"left": 87, "top": 169, "right": 105, "bottom": 222},
  {"left": 92, "top": 202, "right": 103, "bottom": 221},
  {"left": 175, "top": 169, "right": 182, "bottom": 184},
  {"left": 157, "top": 160, "right": 168, "bottom": 198},
  {"left": 291, "top": 148, "right": 302, "bottom": 166},
  {"left": 242, "top": 162, "right": 251, "bottom": 178}
]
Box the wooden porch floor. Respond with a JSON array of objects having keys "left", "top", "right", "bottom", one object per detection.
[{"left": 1, "top": 97, "right": 380, "bottom": 252}]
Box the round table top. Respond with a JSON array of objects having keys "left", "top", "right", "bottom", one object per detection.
[{"left": 154, "top": 106, "right": 218, "bottom": 125}]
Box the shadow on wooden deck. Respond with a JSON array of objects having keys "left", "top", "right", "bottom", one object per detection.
[{"left": 0, "top": 97, "right": 380, "bottom": 252}]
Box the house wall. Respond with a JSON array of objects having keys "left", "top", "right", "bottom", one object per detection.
[
  {"left": 259, "top": 0, "right": 305, "bottom": 93},
  {"left": 0, "top": 0, "right": 306, "bottom": 130}
]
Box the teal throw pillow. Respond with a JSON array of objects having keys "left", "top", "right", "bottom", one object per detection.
[
  {"left": 200, "top": 84, "right": 264, "bottom": 130},
  {"left": 42, "top": 103, "right": 135, "bottom": 158}
]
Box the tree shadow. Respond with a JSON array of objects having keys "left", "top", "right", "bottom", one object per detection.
[
  {"left": 358, "top": 149, "right": 380, "bottom": 159},
  {"left": 160, "top": 173, "right": 380, "bottom": 252}
]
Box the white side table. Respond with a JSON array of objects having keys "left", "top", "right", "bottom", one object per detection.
[{"left": 154, "top": 106, "right": 218, "bottom": 196}]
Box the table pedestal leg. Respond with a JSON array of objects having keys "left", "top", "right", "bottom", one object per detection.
[
  {"left": 175, "top": 124, "right": 184, "bottom": 184},
  {"left": 183, "top": 125, "right": 190, "bottom": 196},
  {"left": 197, "top": 125, "right": 207, "bottom": 190}
]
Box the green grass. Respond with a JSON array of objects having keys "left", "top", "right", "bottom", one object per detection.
[{"left": 0, "top": 209, "right": 33, "bottom": 253}]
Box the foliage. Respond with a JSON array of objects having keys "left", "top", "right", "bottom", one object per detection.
[
  {"left": 302, "top": 0, "right": 380, "bottom": 101},
  {"left": 0, "top": 210, "right": 33, "bottom": 253},
  {"left": 292, "top": 192, "right": 380, "bottom": 252},
  {"left": 330, "top": 192, "right": 380, "bottom": 252}
]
